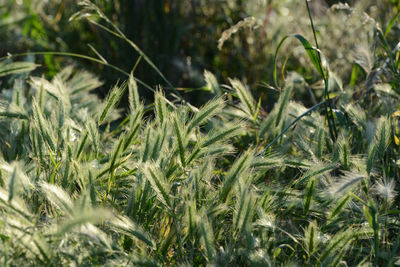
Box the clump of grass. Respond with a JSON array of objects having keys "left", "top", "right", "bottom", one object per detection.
[{"left": 1, "top": 1, "right": 400, "bottom": 266}]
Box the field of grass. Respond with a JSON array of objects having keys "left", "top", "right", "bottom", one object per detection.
[{"left": 1, "top": 0, "right": 400, "bottom": 266}]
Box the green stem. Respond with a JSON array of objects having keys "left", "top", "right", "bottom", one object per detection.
[
  {"left": 305, "top": 0, "right": 338, "bottom": 141},
  {"left": 258, "top": 100, "right": 327, "bottom": 156}
]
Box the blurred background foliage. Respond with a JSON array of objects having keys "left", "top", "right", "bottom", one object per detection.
[{"left": 1, "top": 0, "right": 399, "bottom": 107}]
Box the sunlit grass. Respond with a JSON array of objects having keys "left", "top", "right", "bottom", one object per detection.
[{"left": 1, "top": 1, "right": 400, "bottom": 266}]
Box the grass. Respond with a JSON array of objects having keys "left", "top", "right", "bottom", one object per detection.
[{"left": 1, "top": 1, "right": 400, "bottom": 266}]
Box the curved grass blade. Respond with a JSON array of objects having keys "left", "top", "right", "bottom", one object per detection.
[{"left": 273, "top": 34, "right": 325, "bottom": 88}]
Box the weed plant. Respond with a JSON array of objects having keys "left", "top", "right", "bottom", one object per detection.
[{"left": 1, "top": 1, "right": 400, "bottom": 266}]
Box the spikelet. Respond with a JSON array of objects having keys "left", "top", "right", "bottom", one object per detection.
[
  {"left": 303, "top": 221, "right": 320, "bottom": 258},
  {"left": 258, "top": 110, "right": 276, "bottom": 139},
  {"left": 0, "top": 60, "right": 38, "bottom": 77},
  {"left": 198, "top": 212, "right": 216, "bottom": 263},
  {"left": 186, "top": 97, "right": 224, "bottom": 133},
  {"left": 110, "top": 215, "right": 155, "bottom": 249},
  {"left": 142, "top": 163, "right": 171, "bottom": 208},
  {"left": 328, "top": 194, "right": 352, "bottom": 220},
  {"left": 346, "top": 103, "right": 367, "bottom": 129},
  {"left": 173, "top": 114, "right": 187, "bottom": 167},
  {"left": 40, "top": 182, "right": 74, "bottom": 216},
  {"left": 204, "top": 70, "right": 222, "bottom": 96},
  {"left": 316, "top": 127, "right": 326, "bottom": 159},
  {"left": 251, "top": 154, "right": 284, "bottom": 170},
  {"left": 32, "top": 98, "right": 56, "bottom": 151},
  {"left": 229, "top": 78, "right": 257, "bottom": 118},
  {"left": 98, "top": 82, "right": 126, "bottom": 125},
  {"left": 123, "top": 107, "right": 143, "bottom": 151},
  {"left": 325, "top": 172, "right": 365, "bottom": 199},
  {"left": 319, "top": 228, "right": 355, "bottom": 264},
  {"left": 333, "top": 134, "right": 351, "bottom": 170},
  {"left": 86, "top": 118, "right": 100, "bottom": 155},
  {"left": 128, "top": 73, "right": 140, "bottom": 112},
  {"left": 375, "top": 116, "right": 391, "bottom": 157},
  {"left": 154, "top": 88, "right": 168, "bottom": 126},
  {"left": 56, "top": 208, "right": 113, "bottom": 236},
  {"left": 374, "top": 178, "right": 396, "bottom": 204},
  {"left": 275, "top": 85, "right": 292, "bottom": 127},
  {"left": 234, "top": 187, "right": 256, "bottom": 236},
  {"left": 298, "top": 162, "right": 337, "bottom": 185},
  {"left": 67, "top": 69, "right": 103, "bottom": 95},
  {"left": 1, "top": 161, "right": 32, "bottom": 201},
  {"left": 219, "top": 150, "right": 253, "bottom": 202},
  {"left": 218, "top": 17, "right": 261, "bottom": 50},
  {"left": 201, "top": 122, "right": 243, "bottom": 148}
]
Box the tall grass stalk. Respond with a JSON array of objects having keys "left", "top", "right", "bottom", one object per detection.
[{"left": 305, "top": 0, "right": 338, "bottom": 142}]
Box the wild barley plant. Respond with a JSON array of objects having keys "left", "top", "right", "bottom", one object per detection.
[{"left": 1, "top": 1, "right": 400, "bottom": 266}]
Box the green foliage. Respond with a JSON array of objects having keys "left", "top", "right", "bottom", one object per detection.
[{"left": 1, "top": 0, "right": 400, "bottom": 266}]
